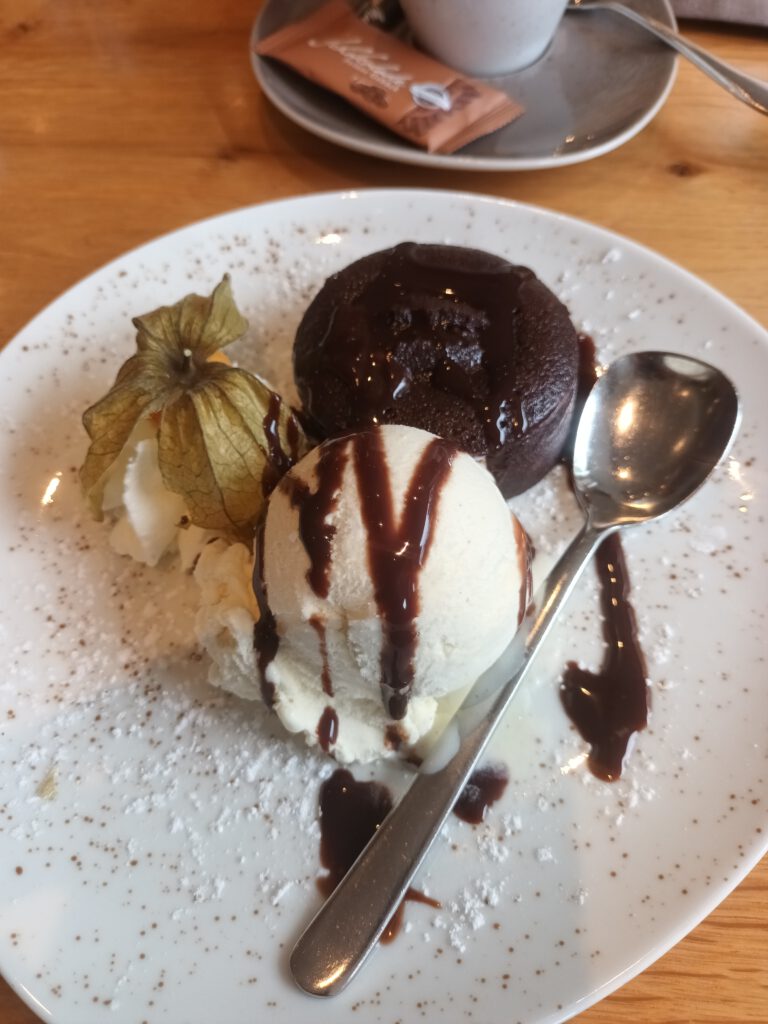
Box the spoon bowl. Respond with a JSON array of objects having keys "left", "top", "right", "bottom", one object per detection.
[
  {"left": 574, "top": 351, "right": 741, "bottom": 528},
  {"left": 290, "top": 350, "right": 740, "bottom": 998}
]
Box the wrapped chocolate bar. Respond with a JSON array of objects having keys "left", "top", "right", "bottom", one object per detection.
[{"left": 255, "top": 0, "right": 524, "bottom": 154}]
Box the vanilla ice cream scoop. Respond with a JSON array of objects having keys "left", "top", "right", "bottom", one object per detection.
[{"left": 258, "top": 423, "right": 530, "bottom": 763}]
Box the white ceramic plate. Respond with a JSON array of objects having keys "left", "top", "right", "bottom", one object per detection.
[
  {"left": 252, "top": 0, "right": 677, "bottom": 171},
  {"left": 1, "top": 190, "right": 766, "bottom": 1024}
]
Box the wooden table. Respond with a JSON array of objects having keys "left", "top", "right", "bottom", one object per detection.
[{"left": 1, "top": 1, "right": 766, "bottom": 1020}]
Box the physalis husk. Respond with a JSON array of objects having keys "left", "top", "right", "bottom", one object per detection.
[{"left": 80, "top": 275, "right": 308, "bottom": 539}]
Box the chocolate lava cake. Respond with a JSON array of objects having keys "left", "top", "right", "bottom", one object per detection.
[{"left": 293, "top": 242, "right": 579, "bottom": 497}]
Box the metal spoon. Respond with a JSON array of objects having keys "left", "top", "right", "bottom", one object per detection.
[
  {"left": 568, "top": 0, "right": 768, "bottom": 115},
  {"left": 290, "top": 351, "right": 740, "bottom": 998}
]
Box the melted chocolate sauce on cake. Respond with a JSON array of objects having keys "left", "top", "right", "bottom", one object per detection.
[
  {"left": 352, "top": 428, "right": 455, "bottom": 720},
  {"left": 263, "top": 392, "right": 292, "bottom": 477},
  {"left": 260, "top": 393, "right": 304, "bottom": 497},
  {"left": 286, "top": 408, "right": 302, "bottom": 461},
  {"left": 316, "top": 705, "right": 339, "bottom": 753},
  {"left": 453, "top": 764, "right": 510, "bottom": 825},
  {"left": 341, "top": 244, "right": 537, "bottom": 454},
  {"left": 252, "top": 522, "right": 278, "bottom": 707},
  {"left": 559, "top": 333, "right": 649, "bottom": 780},
  {"left": 318, "top": 769, "right": 440, "bottom": 942}
]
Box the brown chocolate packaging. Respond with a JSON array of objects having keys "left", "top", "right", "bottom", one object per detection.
[{"left": 255, "top": 0, "right": 524, "bottom": 154}]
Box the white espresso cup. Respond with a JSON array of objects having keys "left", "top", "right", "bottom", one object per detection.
[{"left": 399, "top": 0, "right": 569, "bottom": 77}]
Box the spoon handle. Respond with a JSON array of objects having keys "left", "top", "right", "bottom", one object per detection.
[
  {"left": 594, "top": 1, "right": 768, "bottom": 115},
  {"left": 290, "top": 520, "right": 609, "bottom": 997}
]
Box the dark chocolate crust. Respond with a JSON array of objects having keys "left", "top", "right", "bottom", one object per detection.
[{"left": 293, "top": 242, "right": 579, "bottom": 496}]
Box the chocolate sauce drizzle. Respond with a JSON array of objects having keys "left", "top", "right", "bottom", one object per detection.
[
  {"left": 384, "top": 724, "right": 405, "bottom": 751},
  {"left": 453, "top": 764, "right": 510, "bottom": 825},
  {"left": 251, "top": 395, "right": 305, "bottom": 699},
  {"left": 309, "top": 615, "right": 333, "bottom": 696},
  {"left": 513, "top": 517, "right": 534, "bottom": 626},
  {"left": 256, "top": 428, "right": 455, "bottom": 726},
  {"left": 352, "top": 429, "right": 455, "bottom": 720},
  {"left": 252, "top": 521, "right": 278, "bottom": 707},
  {"left": 316, "top": 763, "right": 509, "bottom": 945},
  {"left": 559, "top": 333, "right": 650, "bottom": 780},
  {"left": 318, "top": 769, "right": 439, "bottom": 942},
  {"left": 265, "top": 437, "right": 348, "bottom": 721},
  {"left": 283, "top": 436, "right": 350, "bottom": 600},
  {"left": 263, "top": 393, "right": 293, "bottom": 477},
  {"left": 382, "top": 887, "right": 440, "bottom": 944},
  {"left": 260, "top": 392, "right": 304, "bottom": 497},
  {"left": 285, "top": 407, "right": 302, "bottom": 462},
  {"left": 316, "top": 705, "right": 339, "bottom": 753}
]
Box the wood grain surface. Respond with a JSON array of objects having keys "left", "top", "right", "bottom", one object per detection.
[{"left": 1, "top": 1, "right": 766, "bottom": 1021}]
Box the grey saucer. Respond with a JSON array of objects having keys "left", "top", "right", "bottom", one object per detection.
[{"left": 251, "top": 0, "right": 677, "bottom": 171}]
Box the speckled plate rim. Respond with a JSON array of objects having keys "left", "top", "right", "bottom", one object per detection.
[
  {"left": 565, "top": 838, "right": 768, "bottom": 1020},
  {"left": 250, "top": 5, "right": 678, "bottom": 171},
  {"left": 1, "top": 188, "right": 767, "bottom": 1024},
  {"left": 4, "top": 188, "right": 763, "bottom": 347}
]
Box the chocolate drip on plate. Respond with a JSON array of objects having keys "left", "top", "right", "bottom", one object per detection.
[
  {"left": 317, "top": 769, "right": 439, "bottom": 942},
  {"left": 381, "top": 887, "right": 440, "bottom": 944},
  {"left": 317, "top": 770, "right": 391, "bottom": 901},
  {"left": 352, "top": 428, "right": 455, "bottom": 720},
  {"left": 453, "top": 764, "right": 510, "bottom": 824},
  {"left": 560, "top": 534, "right": 649, "bottom": 781}
]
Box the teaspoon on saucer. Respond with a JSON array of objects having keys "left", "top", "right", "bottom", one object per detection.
[
  {"left": 289, "top": 350, "right": 740, "bottom": 998},
  {"left": 569, "top": 0, "right": 768, "bottom": 114}
]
